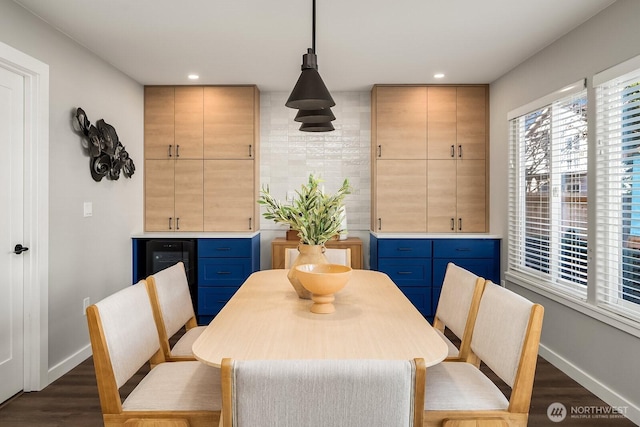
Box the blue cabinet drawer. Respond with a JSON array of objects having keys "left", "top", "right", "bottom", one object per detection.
[
  {"left": 198, "top": 258, "right": 251, "bottom": 286},
  {"left": 198, "top": 286, "right": 239, "bottom": 316},
  {"left": 198, "top": 238, "right": 251, "bottom": 258},
  {"left": 378, "top": 239, "right": 432, "bottom": 258},
  {"left": 433, "top": 239, "right": 499, "bottom": 259},
  {"left": 398, "top": 286, "right": 432, "bottom": 316},
  {"left": 433, "top": 258, "right": 499, "bottom": 286},
  {"left": 378, "top": 259, "right": 431, "bottom": 287}
]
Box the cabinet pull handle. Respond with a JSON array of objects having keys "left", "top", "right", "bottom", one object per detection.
[
  {"left": 450, "top": 218, "right": 455, "bottom": 230},
  {"left": 397, "top": 248, "right": 413, "bottom": 252},
  {"left": 397, "top": 271, "right": 413, "bottom": 275},
  {"left": 450, "top": 145, "right": 455, "bottom": 158},
  {"left": 217, "top": 271, "right": 231, "bottom": 275},
  {"left": 176, "top": 217, "right": 180, "bottom": 230},
  {"left": 216, "top": 247, "right": 232, "bottom": 251},
  {"left": 456, "top": 248, "right": 472, "bottom": 252},
  {"left": 249, "top": 144, "right": 253, "bottom": 158},
  {"left": 176, "top": 145, "right": 180, "bottom": 158},
  {"left": 249, "top": 217, "right": 252, "bottom": 230},
  {"left": 458, "top": 218, "right": 462, "bottom": 231},
  {"left": 458, "top": 144, "right": 462, "bottom": 158},
  {"left": 378, "top": 218, "right": 382, "bottom": 230},
  {"left": 169, "top": 217, "right": 173, "bottom": 230},
  {"left": 168, "top": 145, "right": 172, "bottom": 158},
  {"left": 378, "top": 145, "right": 382, "bottom": 158}
]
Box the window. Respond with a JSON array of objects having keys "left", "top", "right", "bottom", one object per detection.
[
  {"left": 508, "top": 81, "right": 588, "bottom": 297},
  {"left": 595, "top": 55, "right": 640, "bottom": 320}
]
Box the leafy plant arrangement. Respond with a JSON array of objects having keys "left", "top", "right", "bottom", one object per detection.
[{"left": 258, "top": 174, "right": 351, "bottom": 245}]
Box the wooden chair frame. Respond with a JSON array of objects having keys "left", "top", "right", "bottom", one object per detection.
[
  {"left": 424, "top": 303, "right": 544, "bottom": 427},
  {"left": 221, "top": 357, "right": 426, "bottom": 427},
  {"left": 145, "top": 275, "right": 200, "bottom": 364},
  {"left": 432, "top": 271, "right": 486, "bottom": 365},
  {"left": 87, "top": 291, "right": 220, "bottom": 427}
]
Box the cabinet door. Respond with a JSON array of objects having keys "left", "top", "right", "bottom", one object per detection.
[
  {"left": 203, "top": 160, "right": 255, "bottom": 231},
  {"left": 457, "top": 86, "right": 487, "bottom": 160},
  {"left": 375, "top": 160, "right": 427, "bottom": 232},
  {"left": 144, "top": 87, "right": 174, "bottom": 159},
  {"left": 427, "top": 87, "right": 457, "bottom": 160},
  {"left": 174, "top": 160, "right": 204, "bottom": 231},
  {"left": 375, "top": 86, "right": 427, "bottom": 159},
  {"left": 174, "top": 87, "right": 203, "bottom": 159},
  {"left": 457, "top": 160, "right": 486, "bottom": 232},
  {"left": 427, "top": 160, "right": 457, "bottom": 232},
  {"left": 204, "top": 87, "right": 256, "bottom": 159},
  {"left": 145, "top": 159, "right": 175, "bottom": 231}
]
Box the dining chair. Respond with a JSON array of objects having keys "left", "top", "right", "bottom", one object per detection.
[
  {"left": 221, "top": 357, "right": 426, "bottom": 427},
  {"left": 146, "top": 261, "right": 205, "bottom": 364},
  {"left": 432, "top": 263, "right": 486, "bottom": 364},
  {"left": 423, "top": 281, "right": 544, "bottom": 427},
  {"left": 86, "top": 280, "right": 221, "bottom": 427},
  {"left": 284, "top": 247, "right": 351, "bottom": 268}
]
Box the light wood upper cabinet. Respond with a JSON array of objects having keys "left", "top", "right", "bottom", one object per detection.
[
  {"left": 145, "top": 159, "right": 175, "bottom": 231},
  {"left": 174, "top": 86, "right": 204, "bottom": 159},
  {"left": 375, "top": 160, "right": 427, "bottom": 232},
  {"left": 204, "top": 86, "right": 257, "bottom": 159},
  {"left": 174, "top": 160, "right": 204, "bottom": 231},
  {"left": 427, "top": 159, "right": 486, "bottom": 233},
  {"left": 144, "top": 85, "right": 259, "bottom": 232},
  {"left": 457, "top": 86, "right": 487, "bottom": 160},
  {"left": 371, "top": 84, "right": 489, "bottom": 234},
  {"left": 144, "top": 87, "right": 174, "bottom": 159},
  {"left": 204, "top": 160, "right": 256, "bottom": 232},
  {"left": 427, "top": 87, "right": 457, "bottom": 159},
  {"left": 374, "top": 86, "right": 427, "bottom": 159}
]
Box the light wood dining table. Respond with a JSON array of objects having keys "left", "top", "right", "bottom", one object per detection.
[{"left": 192, "top": 269, "right": 448, "bottom": 367}]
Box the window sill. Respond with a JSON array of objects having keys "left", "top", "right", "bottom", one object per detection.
[{"left": 505, "top": 270, "right": 640, "bottom": 339}]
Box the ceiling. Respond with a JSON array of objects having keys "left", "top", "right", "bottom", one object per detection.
[{"left": 14, "top": 0, "right": 616, "bottom": 92}]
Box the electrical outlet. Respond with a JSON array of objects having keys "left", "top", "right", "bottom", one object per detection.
[
  {"left": 83, "top": 297, "right": 90, "bottom": 315},
  {"left": 83, "top": 202, "right": 93, "bottom": 217}
]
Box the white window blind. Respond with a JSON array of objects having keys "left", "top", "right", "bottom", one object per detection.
[
  {"left": 508, "top": 83, "right": 588, "bottom": 296},
  {"left": 595, "top": 60, "right": 640, "bottom": 321}
]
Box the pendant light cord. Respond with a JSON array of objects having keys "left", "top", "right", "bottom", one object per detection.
[{"left": 312, "top": 0, "right": 316, "bottom": 54}]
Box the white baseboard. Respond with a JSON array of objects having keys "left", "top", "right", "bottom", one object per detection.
[
  {"left": 539, "top": 344, "right": 640, "bottom": 425},
  {"left": 47, "top": 344, "right": 92, "bottom": 386}
]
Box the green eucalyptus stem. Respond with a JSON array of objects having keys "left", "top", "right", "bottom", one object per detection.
[{"left": 258, "top": 174, "right": 351, "bottom": 245}]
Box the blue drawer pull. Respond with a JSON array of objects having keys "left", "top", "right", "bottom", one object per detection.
[
  {"left": 397, "top": 248, "right": 413, "bottom": 251},
  {"left": 217, "top": 271, "right": 231, "bottom": 275}
]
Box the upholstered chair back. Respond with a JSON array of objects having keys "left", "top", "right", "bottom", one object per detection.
[
  {"left": 471, "top": 281, "right": 535, "bottom": 388},
  {"left": 149, "top": 261, "right": 195, "bottom": 338},
  {"left": 224, "top": 358, "right": 422, "bottom": 427},
  {"left": 436, "top": 263, "right": 482, "bottom": 339},
  {"left": 93, "top": 280, "right": 160, "bottom": 388}
]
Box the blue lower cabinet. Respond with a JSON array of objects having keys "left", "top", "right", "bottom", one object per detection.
[
  {"left": 370, "top": 235, "right": 500, "bottom": 319},
  {"left": 198, "top": 287, "right": 240, "bottom": 321},
  {"left": 398, "top": 286, "right": 431, "bottom": 316},
  {"left": 196, "top": 235, "right": 260, "bottom": 324}
]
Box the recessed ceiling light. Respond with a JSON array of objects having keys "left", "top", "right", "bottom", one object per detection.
[
  {"left": 188, "top": 74, "right": 199, "bottom": 80},
  {"left": 434, "top": 73, "right": 445, "bottom": 79}
]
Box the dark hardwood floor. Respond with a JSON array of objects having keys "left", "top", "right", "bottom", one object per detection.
[{"left": 0, "top": 333, "right": 636, "bottom": 426}]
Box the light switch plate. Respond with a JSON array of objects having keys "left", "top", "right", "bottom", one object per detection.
[{"left": 83, "top": 202, "right": 93, "bottom": 217}]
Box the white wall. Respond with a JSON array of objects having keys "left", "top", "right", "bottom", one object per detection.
[
  {"left": 0, "top": 1, "right": 144, "bottom": 382},
  {"left": 259, "top": 92, "right": 371, "bottom": 269},
  {"left": 490, "top": 0, "right": 640, "bottom": 422}
]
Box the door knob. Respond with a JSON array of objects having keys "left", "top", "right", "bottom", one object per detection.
[{"left": 14, "top": 244, "right": 29, "bottom": 254}]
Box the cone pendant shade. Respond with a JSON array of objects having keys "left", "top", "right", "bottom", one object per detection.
[
  {"left": 294, "top": 107, "right": 336, "bottom": 123},
  {"left": 286, "top": 51, "right": 335, "bottom": 110}
]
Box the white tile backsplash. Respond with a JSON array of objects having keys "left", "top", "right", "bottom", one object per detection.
[{"left": 259, "top": 91, "right": 371, "bottom": 233}]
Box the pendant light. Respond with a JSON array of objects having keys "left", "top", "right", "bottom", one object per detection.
[{"left": 286, "top": 0, "right": 336, "bottom": 132}]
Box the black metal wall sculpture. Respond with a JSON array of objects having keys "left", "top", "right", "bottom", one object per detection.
[{"left": 74, "top": 107, "right": 135, "bottom": 182}]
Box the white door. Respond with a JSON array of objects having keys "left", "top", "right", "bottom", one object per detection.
[{"left": 0, "top": 65, "right": 25, "bottom": 403}]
